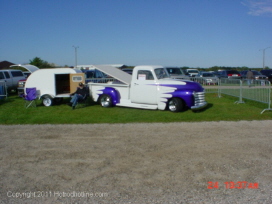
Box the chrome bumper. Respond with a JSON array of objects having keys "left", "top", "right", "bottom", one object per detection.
[{"left": 191, "top": 102, "right": 208, "bottom": 110}]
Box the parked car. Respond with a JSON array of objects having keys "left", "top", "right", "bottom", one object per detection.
[
  {"left": 240, "top": 70, "right": 268, "bottom": 80},
  {"left": 186, "top": 69, "right": 199, "bottom": 77},
  {"left": 13, "top": 64, "right": 39, "bottom": 96},
  {"left": 260, "top": 69, "right": 272, "bottom": 83},
  {"left": 218, "top": 70, "right": 241, "bottom": 79},
  {"left": 195, "top": 72, "right": 219, "bottom": 85},
  {"left": 121, "top": 68, "right": 133, "bottom": 75},
  {"left": 23, "top": 71, "right": 31, "bottom": 78},
  {"left": 83, "top": 69, "right": 109, "bottom": 83},
  {"left": 0, "top": 69, "right": 26, "bottom": 92},
  {"left": 165, "top": 67, "right": 190, "bottom": 80},
  {"left": 210, "top": 71, "right": 221, "bottom": 78}
]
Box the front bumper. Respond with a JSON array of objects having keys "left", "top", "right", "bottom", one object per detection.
[
  {"left": 191, "top": 91, "right": 208, "bottom": 110},
  {"left": 17, "top": 87, "right": 24, "bottom": 96},
  {"left": 191, "top": 102, "right": 208, "bottom": 110}
]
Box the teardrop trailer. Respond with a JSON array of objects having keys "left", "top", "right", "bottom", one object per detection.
[{"left": 24, "top": 68, "right": 85, "bottom": 106}]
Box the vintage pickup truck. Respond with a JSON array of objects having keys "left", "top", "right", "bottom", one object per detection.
[{"left": 88, "top": 65, "right": 207, "bottom": 112}]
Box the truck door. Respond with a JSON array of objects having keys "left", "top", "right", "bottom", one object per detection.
[
  {"left": 130, "top": 70, "right": 157, "bottom": 104},
  {"left": 69, "top": 73, "right": 85, "bottom": 93},
  {"left": 3, "top": 72, "right": 12, "bottom": 89}
]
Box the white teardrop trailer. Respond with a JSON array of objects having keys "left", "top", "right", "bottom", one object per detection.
[{"left": 24, "top": 68, "right": 85, "bottom": 106}]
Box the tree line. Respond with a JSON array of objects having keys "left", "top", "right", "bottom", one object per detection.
[{"left": 28, "top": 57, "right": 270, "bottom": 70}]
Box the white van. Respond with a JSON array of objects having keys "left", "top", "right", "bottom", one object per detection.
[
  {"left": 0, "top": 70, "right": 26, "bottom": 92},
  {"left": 186, "top": 69, "right": 199, "bottom": 77}
]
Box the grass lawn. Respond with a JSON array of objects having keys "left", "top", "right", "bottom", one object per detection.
[{"left": 0, "top": 93, "right": 271, "bottom": 124}]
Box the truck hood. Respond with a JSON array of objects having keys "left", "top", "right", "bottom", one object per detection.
[{"left": 91, "top": 65, "right": 132, "bottom": 85}]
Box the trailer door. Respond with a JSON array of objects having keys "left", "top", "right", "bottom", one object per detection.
[{"left": 70, "top": 73, "right": 85, "bottom": 93}]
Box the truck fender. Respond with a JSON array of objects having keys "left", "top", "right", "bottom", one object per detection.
[
  {"left": 98, "top": 87, "right": 120, "bottom": 106},
  {"left": 170, "top": 90, "right": 194, "bottom": 108}
]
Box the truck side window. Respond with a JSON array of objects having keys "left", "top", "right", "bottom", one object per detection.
[
  {"left": 137, "top": 70, "right": 154, "bottom": 80},
  {"left": 11, "top": 71, "right": 24, "bottom": 77},
  {"left": 4, "top": 72, "right": 10, "bottom": 79},
  {"left": 0, "top": 72, "right": 4, "bottom": 80}
]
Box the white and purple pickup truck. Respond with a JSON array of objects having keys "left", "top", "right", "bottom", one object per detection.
[{"left": 88, "top": 65, "right": 207, "bottom": 112}]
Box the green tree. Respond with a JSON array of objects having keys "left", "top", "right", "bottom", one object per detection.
[{"left": 29, "top": 57, "right": 55, "bottom": 68}]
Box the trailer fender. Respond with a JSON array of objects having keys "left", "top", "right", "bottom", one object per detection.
[{"left": 98, "top": 87, "right": 120, "bottom": 106}]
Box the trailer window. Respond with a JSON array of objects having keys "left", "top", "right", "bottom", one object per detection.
[{"left": 72, "top": 76, "right": 83, "bottom": 82}]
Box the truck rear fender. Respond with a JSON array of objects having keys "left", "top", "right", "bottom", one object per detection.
[{"left": 98, "top": 87, "right": 120, "bottom": 106}]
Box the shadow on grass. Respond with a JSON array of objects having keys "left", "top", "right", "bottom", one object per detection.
[{"left": 192, "top": 103, "right": 213, "bottom": 113}]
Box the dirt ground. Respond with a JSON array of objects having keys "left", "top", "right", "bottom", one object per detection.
[{"left": 1, "top": 121, "right": 272, "bottom": 204}]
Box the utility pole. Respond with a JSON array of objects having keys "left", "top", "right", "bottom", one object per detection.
[
  {"left": 73, "top": 46, "right": 79, "bottom": 68},
  {"left": 259, "top": 47, "right": 270, "bottom": 69}
]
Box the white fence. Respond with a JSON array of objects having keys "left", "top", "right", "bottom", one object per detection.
[{"left": 0, "top": 81, "right": 7, "bottom": 99}]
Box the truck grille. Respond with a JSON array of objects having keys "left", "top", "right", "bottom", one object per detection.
[{"left": 194, "top": 92, "right": 206, "bottom": 106}]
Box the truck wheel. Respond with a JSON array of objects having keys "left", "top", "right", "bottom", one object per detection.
[
  {"left": 42, "top": 95, "right": 54, "bottom": 107},
  {"left": 168, "top": 98, "right": 184, "bottom": 112},
  {"left": 100, "top": 94, "right": 112, "bottom": 107}
]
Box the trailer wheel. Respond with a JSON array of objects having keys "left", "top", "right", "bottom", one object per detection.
[
  {"left": 168, "top": 98, "right": 184, "bottom": 112},
  {"left": 99, "top": 94, "right": 112, "bottom": 107},
  {"left": 42, "top": 95, "right": 54, "bottom": 107}
]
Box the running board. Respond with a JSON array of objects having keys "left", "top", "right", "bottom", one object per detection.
[{"left": 116, "top": 100, "right": 158, "bottom": 110}]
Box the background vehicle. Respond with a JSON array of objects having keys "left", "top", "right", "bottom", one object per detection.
[
  {"left": 217, "top": 70, "right": 241, "bottom": 79},
  {"left": 13, "top": 64, "right": 39, "bottom": 96},
  {"left": 240, "top": 70, "right": 267, "bottom": 80},
  {"left": 165, "top": 67, "right": 190, "bottom": 80},
  {"left": 0, "top": 69, "right": 26, "bottom": 92},
  {"left": 121, "top": 68, "right": 133, "bottom": 75},
  {"left": 186, "top": 69, "right": 199, "bottom": 77},
  {"left": 23, "top": 72, "right": 31, "bottom": 78},
  {"left": 195, "top": 72, "right": 219, "bottom": 85},
  {"left": 260, "top": 70, "right": 272, "bottom": 83},
  {"left": 83, "top": 69, "right": 109, "bottom": 83}
]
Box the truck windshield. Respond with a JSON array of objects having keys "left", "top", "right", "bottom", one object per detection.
[
  {"left": 155, "top": 68, "right": 169, "bottom": 79},
  {"left": 166, "top": 68, "right": 184, "bottom": 75}
]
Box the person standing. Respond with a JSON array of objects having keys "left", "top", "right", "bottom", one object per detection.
[{"left": 246, "top": 70, "right": 254, "bottom": 87}]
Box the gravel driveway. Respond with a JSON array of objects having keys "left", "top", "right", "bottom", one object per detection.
[{"left": 1, "top": 121, "right": 272, "bottom": 203}]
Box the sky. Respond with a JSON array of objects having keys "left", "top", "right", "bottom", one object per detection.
[{"left": 1, "top": 0, "right": 272, "bottom": 68}]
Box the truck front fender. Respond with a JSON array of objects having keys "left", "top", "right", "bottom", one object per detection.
[
  {"left": 98, "top": 87, "right": 120, "bottom": 106},
  {"left": 170, "top": 90, "right": 194, "bottom": 108}
]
